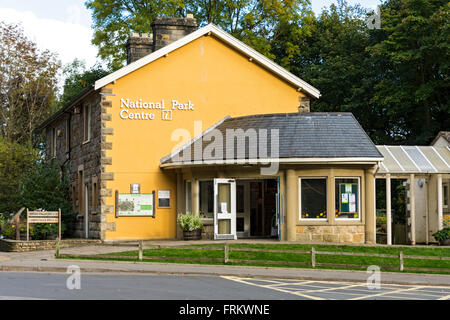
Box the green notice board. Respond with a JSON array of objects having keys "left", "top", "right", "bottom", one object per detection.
[
  {"left": 116, "top": 193, "right": 155, "bottom": 217},
  {"left": 339, "top": 184, "right": 358, "bottom": 213}
]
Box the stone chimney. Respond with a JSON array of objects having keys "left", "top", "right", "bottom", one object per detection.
[
  {"left": 151, "top": 14, "right": 198, "bottom": 52},
  {"left": 298, "top": 96, "right": 311, "bottom": 113},
  {"left": 126, "top": 33, "right": 154, "bottom": 64}
]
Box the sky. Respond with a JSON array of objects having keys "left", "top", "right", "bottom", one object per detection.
[{"left": 0, "top": 0, "right": 382, "bottom": 70}]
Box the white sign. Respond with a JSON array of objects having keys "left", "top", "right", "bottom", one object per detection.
[
  {"left": 158, "top": 190, "right": 171, "bottom": 208},
  {"left": 120, "top": 98, "right": 195, "bottom": 121},
  {"left": 118, "top": 194, "right": 154, "bottom": 217},
  {"left": 221, "top": 202, "right": 228, "bottom": 213}
]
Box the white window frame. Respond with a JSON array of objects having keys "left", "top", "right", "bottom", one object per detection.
[
  {"left": 299, "top": 177, "right": 328, "bottom": 221},
  {"left": 335, "top": 177, "right": 361, "bottom": 221},
  {"left": 83, "top": 104, "right": 91, "bottom": 143},
  {"left": 443, "top": 183, "right": 449, "bottom": 209}
]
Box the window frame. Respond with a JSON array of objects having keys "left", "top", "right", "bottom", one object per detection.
[
  {"left": 298, "top": 177, "right": 328, "bottom": 221},
  {"left": 443, "top": 183, "right": 449, "bottom": 209},
  {"left": 51, "top": 127, "right": 57, "bottom": 158},
  {"left": 334, "top": 177, "right": 362, "bottom": 221},
  {"left": 83, "top": 104, "right": 91, "bottom": 143}
]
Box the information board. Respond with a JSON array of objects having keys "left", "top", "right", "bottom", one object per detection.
[
  {"left": 339, "top": 183, "right": 358, "bottom": 213},
  {"left": 116, "top": 193, "right": 155, "bottom": 217}
]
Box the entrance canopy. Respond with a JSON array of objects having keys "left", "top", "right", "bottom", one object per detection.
[{"left": 377, "top": 146, "right": 450, "bottom": 175}]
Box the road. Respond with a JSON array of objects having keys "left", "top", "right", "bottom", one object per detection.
[{"left": 0, "top": 272, "right": 448, "bottom": 300}]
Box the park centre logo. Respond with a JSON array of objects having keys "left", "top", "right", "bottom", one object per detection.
[
  {"left": 170, "top": 121, "right": 280, "bottom": 175},
  {"left": 120, "top": 98, "right": 195, "bottom": 121}
]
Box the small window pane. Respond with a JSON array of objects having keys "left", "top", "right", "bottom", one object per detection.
[
  {"left": 301, "top": 179, "right": 327, "bottom": 219},
  {"left": 185, "top": 181, "right": 192, "bottom": 214},
  {"left": 335, "top": 178, "right": 359, "bottom": 219},
  {"left": 199, "top": 181, "right": 213, "bottom": 218}
]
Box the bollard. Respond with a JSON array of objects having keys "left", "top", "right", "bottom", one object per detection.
[
  {"left": 55, "top": 237, "right": 60, "bottom": 258},
  {"left": 399, "top": 251, "right": 404, "bottom": 271},
  {"left": 138, "top": 240, "right": 143, "bottom": 261},
  {"left": 224, "top": 243, "right": 229, "bottom": 264},
  {"left": 311, "top": 247, "right": 316, "bottom": 268}
]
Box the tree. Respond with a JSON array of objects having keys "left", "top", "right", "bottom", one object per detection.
[
  {"left": 85, "top": 0, "right": 313, "bottom": 69},
  {"left": 60, "top": 59, "right": 110, "bottom": 108},
  {"left": 20, "top": 160, "right": 76, "bottom": 239},
  {"left": 0, "top": 137, "right": 38, "bottom": 215},
  {"left": 0, "top": 22, "right": 60, "bottom": 145},
  {"left": 369, "top": 0, "right": 449, "bottom": 144}
]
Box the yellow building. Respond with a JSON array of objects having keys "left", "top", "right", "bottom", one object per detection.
[{"left": 37, "top": 16, "right": 384, "bottom": 243}]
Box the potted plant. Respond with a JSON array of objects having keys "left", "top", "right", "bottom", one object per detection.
[
  {"left": 432, "top": 218, "right": 450, "bottom": 246},
  {"left": 177, "top": 213, "right": 204, "bottom": 241}
]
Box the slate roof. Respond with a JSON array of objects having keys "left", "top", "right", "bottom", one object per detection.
[{"left": 161, "top": 113, "right": 383, "bottom": 166}]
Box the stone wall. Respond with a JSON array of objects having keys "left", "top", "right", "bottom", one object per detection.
[
  {"left": 296, "top": 225, "right": 365, "bottom": 244},
  {"left": 0, "top": 239, "right": 102, "bottom": 252},
  {"left": 45, "top": 91, "right": 103, "bottom": 239},
  {"left": 201, "top": 222, "right": 214, "bottom": 240}
]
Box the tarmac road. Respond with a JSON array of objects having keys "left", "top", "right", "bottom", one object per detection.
[{"left": 0, "top": 272, "right": 448, "bottom": 300}]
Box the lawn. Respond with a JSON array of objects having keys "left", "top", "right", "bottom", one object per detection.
[{"left": 59, "top": 243, "right": 450, "bottom": 275}]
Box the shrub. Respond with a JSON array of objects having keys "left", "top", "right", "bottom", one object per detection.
[
  {"left": 177, "top": 213, "right": 203, "bottom": 232},
  {"left": 433, "top": 228, "right": 450, "bottom": 244}
]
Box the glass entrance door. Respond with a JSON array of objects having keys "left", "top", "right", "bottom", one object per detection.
[{"left": 214, "top": 179, "right": 237, "bottom": 240}]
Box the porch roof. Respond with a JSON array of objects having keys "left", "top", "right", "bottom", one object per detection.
[
  {"left": 376, "top": 145, "right": 450, "bottom": 175},
  {"left": 161, "top": 112, "right": 383, "bottom": 167}
]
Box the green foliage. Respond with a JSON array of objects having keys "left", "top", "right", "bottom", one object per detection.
[
  {"left": 85, "top": 0, "right": 312, "bottom": 69},
  {"left": 0, "top": 22, "right": 60, "bottom": 145},
  {"left": 177, "top": 213, "right": 203, "bottom": 231},
  {"left": 60, "top": 59, "right": 110, "bottom": 107},
  {"left": 0, "top": 137, "right": 39, "bottom": 215},
  {"left": 20, "top": 160, "right": 75, "bottom": 239},
  {"left": 433, "top": 228, "right": 450, "bottom": 243}
]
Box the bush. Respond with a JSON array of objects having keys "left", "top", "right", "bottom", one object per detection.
[
  {"left": 433, "top": 228, "right": 450, "bottom": 244},
  {"left": 177, "top": 213, "right": 203, "bottom": 232},
  {"left": 20, "top": 160, "right": 76, "bottom": 239}
]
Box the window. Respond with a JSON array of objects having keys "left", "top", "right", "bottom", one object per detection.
[
  {"left": 78, "top": 170, "right": 83, "bottom": 214},
  {"left": 185, "top": 181, "right": 192, "bottom": 214},
  {"left": 65, "top": 118, "right": 70, "bottom": 152},
  {"left": 72, "top": 184, "right": 77, "bottom": 211},
  {"left": 92, "top": 178, "right": 98, "bottom": 211},
  {"left": 199, "top": 180, "right": 214, "bottom": 218},
  {"left": 83, "top": 104, "right": 91, "bottom": 142},
  {"left": 444, "top": 183, "right": 449, "bottom": 208},
  {"left": 51, "top": 127, "right": 57, "bottom": 157},
  {"left": 299, "top": 178, "right": 327, "bottom": 220},
  {"left": 335, "top": 178, "right": 360, "bottom": 219}
]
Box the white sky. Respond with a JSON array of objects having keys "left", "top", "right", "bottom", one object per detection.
[{"left": 0, "top": 0, "right": 382, "bottom": 70}]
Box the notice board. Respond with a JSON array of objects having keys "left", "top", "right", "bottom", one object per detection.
[
  {"left": 339, "top": 183, "right": 358, "bottom": 213},
  {"left": 116, "top": 192, "right": 155, "bottom": 217}
]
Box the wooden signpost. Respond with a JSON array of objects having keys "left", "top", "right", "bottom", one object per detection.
[{"left": 26, "top": 209, "right": 61, "bottom": 241}]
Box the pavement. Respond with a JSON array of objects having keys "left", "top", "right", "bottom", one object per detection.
[{"left": 0, "top": 241, "right": 449, "bottom": 287}]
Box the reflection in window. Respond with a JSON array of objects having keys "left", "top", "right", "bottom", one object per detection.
[
  {"left": 199, "top": 181, "right": 213, "bottom": 218},
  {"left": 335, "top": 178, "right": 360, "bottom": 219},
  {"left": 300, "top": 178, "right": 327, "bottom": 219}
]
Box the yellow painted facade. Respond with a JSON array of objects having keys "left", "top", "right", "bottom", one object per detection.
[{"left": 103, "top": 35, "right": 305, "bottom": 240}]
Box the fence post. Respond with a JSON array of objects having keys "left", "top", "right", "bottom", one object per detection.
[
  {"left": 311, "top": 247, "right": 316, "bottom": 268},
  {"left": 15, "top": 215, "right": 20, "bottom": 241},
  {"left": 224, "top": 243, "right": 229, "bottom": 264},
  {"left": 399, "top": 251, "right": 404, "bottom": 271},
  {"left": 138, "top": 240, "right": 143, "bottom": 261},
  {"left": 55, "top": 237, "right": 60, "bottom": 258}
]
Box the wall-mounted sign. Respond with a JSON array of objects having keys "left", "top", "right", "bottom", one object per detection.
[
  {"left": 120, "top": 98, "right": 196, "bottom": 121},
  {"left": 116, "top": 191, "right": 156, "bottom": 218},
  {"left": 158, "top": 190, "right": 171, "bottom": 208},
  {"left": 130, "top": 183, "right": 140, "bottom": 194}
]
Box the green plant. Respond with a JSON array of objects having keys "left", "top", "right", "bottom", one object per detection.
[
  {"left": 177, "top": 213, "right": 204, "bottom": 232},
  {"left": 433, "top": 228, "right": 450, "bottom": 244}
]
